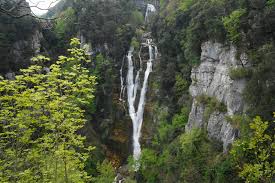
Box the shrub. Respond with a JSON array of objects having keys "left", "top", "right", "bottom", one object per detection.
[
  {"left": 92, "top": 160, "right": 116, "bottom": 183},
  {"left": 156, "top": 106, "right": 189, "bottom": 144},
  {"left": 229, "top": 67, "right": 252, "bottom": 80},
  {"left": 54, "top": 7, "right": 76, "bottom": 39},
  {"left": 130, "top": 37, "right": 140, "bottom": 50},
  {"left": 196, "top": 94, "right": 227, "bottom": 121},
  {"left": 130, "top": 10, "right": 144, "bottom": 26},
  {"left": 267, "top": 0, "right": 275, "bottom": 6},
  {"left": 222, "top": 9, "right": 246, "bottom": 43},
  {"left": 174, "top": 74, "right": 189, "bottom": 98},
  {"left": 172, "top": 107, "right": 189, "bottom": 128},
  {"left": 231, "top": 114, "right": 275, "bottom": 183},
  {"left": 225, "top": 115, "right": 251, "bottom": 137},
  {"left": 179, "top": 0, "right": 195, "bottom": 12}
]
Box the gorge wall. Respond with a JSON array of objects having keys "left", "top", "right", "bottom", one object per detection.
[
  {"left": 0, "top": 0, "right": 44, "bottom": 76},
  {"left": 186, "top": 41, "right": 249, "bottom": 150},
  {"left": 1, "top": 0, "right": 274, "bottom": 182}
]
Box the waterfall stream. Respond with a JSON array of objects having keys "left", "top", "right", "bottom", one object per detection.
[
  {"left": 145, "top": 4, "right": 156, "bottom": 22},
  {"left": 118, "top": 4, "right": 157, "bottom": 174},
  {"left": 120, "top": 38, "right": 157, "bottom": 166},
  {"left": 128, "top": 41, "right": 153, "bottom": 162}
]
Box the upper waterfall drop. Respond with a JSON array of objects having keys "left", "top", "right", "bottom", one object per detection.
[{"left": 145, "top": 4, "right": 156, "bottom": 22}]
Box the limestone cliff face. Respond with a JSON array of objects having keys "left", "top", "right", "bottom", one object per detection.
[
  {"left": 11, "top": 29, "right": 43, "bottom": 65},
  {"left": 186, "top": 41, "right": 250, "bottom": 151},
  {"left": 1, "top": 0, "right": 44, "bottom": 76}
]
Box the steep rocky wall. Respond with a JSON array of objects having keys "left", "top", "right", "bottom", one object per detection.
[
  {"left": 11, "top": 29, "right": 43, "bottom": 64},
  {"left": 4, "top": 29, "right": 43, "bottom": 79},
  {"left": 0, "top": 0, "right": 43, "bottom": 76},
  {"left": 186, "top": 41, "right": 250, "bottom": 151}
]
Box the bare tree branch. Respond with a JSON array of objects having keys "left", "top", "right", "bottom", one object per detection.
[{"left": 0, "top": 0, "right": 60, "bottom": 21}]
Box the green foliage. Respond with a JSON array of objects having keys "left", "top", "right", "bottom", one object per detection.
[
  {"left": 267, "top": 0, "right": 275, "bottom": 6},
  {"left": 159, "top": 0, "right": 165, "bottom": 8},
  {"left": 225, "top": 115, "right": 251, "bottom": 137},
  {"left": 0, "top": 13, "right": 37, "bottom": 73},
  {"left": 77, "top": 0, "right": 136, "bottom": 56},
  {"left": 196, "top": 95, "right": 227, "bottom": 121},
  {"left": 140, "top": 102, "right": 237, "bottom": 183},
  {"left": 154, "top": 106, "right": 189, "bottom": 144},
  {"left": 54, "top": 7, "right": 76, "bottom": 39},
  {"left": 93, "top": 53, "right": 110, "bottom": 78},
  {"left": 43, "top": 6, "right": 78, "bottom": 55},
  {"left": 140, "top": 149, "right": 159, "bottom": 182},
  {"left": 141, "top": 1, "right": 275, "bottom": 182},
  {"left": 129, "top": 10, "right": 144, "bottom": 26},
  {"left": 206, "top": 157, "right": 240, "bottom": 183},
  {"left": 172, "top": 107, "right": 189, "bottom": 129},
  {"left": 124, "top": 178, "right": 137, "bottom": 183},
  {"left": 231, "top": 114, "right": 275, "bottom": 183},
  {"left": 179, "top": 0, "right": 195, "bottom": 12},
  {"left": 92, "top": 160, "right": 116, "bottom": 183},
  {"left": 222, "top": 9, "right": 246, "bottom": 43},
  {"left": 140, "top": 127, "right": 238, "bottom": 183},
  {"left": 174, "top": 73, "right": 189, "bottom": 98},
  {"left": 244, "top": 43, "right": 275, "bottom": 120},
  {"left": 180, "top": 128, "right": 204, "bottom": 155},
  {"left": 130, "top": 37, "right": 140, "bottom": 50},
  {"left": 229, "top": 67, "right": 252, "bottom": 80},
  {"left": 0, "top": 38, "right": 96, "bottom": 182}
]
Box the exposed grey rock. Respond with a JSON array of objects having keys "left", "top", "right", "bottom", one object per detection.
[
  {"left": 186, "top": 100, "right": 205, "bottom": 130},
  {"left": 42, "top": 67, "right": 50, "bottom": 74},
  {"left": 18, "top": 0, "right": 32, "bottom": 16},
  {"left": 11, "top": 29, "right": 43, "bottom": 65},
  {"left": 186, "top": 41, "right": 248, "bottom": 151},
  {"left": 31, "top": 30, "right": 43, "bottom": 54},
  {"left": 207, "top": 112, "right": 237, "bottom": 150},
  {"left": 5, "top": 72, "right": 15, "bottom": 80}
]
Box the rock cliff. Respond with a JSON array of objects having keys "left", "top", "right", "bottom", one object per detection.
[
  {"left": 0, "top": 0, "right": 43, "bottom": 76},
  {"left": 11, "top": 29, "right": 43, "bottom": 65},
  {"left": 186, "top": 41, "right": 250, "bottom": 151}
]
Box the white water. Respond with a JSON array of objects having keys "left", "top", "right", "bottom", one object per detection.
[
  {"left": 145, "top": 4, "right": 156, "bottom": 22},
  {"left": 122, "top": 39, "right": 156, "bottom": 165},
  {"left": 117, "top": 4, "right": 157, "bottom": 173}
]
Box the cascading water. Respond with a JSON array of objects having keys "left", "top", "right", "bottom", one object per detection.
[
  {"left": 124, "top": 39, "right": 156, "bottom": 165},
  {"left": 145, "top": 4, "right": 156, "bottom": 22},
  {"left": 118, "top": 4, "right": 157, "bottom": 173}
]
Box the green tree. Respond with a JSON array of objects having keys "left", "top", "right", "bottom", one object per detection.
[
  {"left": 222, "top": 9, "right": 246, "bottom": 43},
  {"left": 267, "top": 0, "right": 275, "bottom": 6},
  {"left": 0, "top": 38, "right": 96, "bottom": 182},
  {"left": 231, "top": 114, "right": 275, "bottom": 183},
  {"left": 54, "top": 7, "right": 76, "bottom": 39},
  {"left": 92, "top": 160, "right": 116, "bottom": 183}
]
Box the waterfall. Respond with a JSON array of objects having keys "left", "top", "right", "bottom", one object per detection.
[
  {"left": 117, "top": 4, "right": 157, "bottom": 173},
  {"left": 120, "top": 38, "right": 156, "bottom": 167},
  {"left": 145, "top": 4, "right": 156, "bottom": 22}
]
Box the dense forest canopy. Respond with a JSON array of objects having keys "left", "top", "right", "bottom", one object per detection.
[{"left": 0, "top": 0, "right": 274, "bottom": 182}]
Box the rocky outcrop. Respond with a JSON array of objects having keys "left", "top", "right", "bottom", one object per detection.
[
  {"left": 186, "top": 41, "right": 249, "bottom": 151},
  {"left": 0, "top": 0, "right": 44, "bottom": 75},
  {"left": 11, "top": 29, "right": 43, "bottom": 65}
]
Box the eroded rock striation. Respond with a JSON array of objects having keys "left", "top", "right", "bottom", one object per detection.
[{"left": 186, "top": 41, "right": 250, "bottom": 151}]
